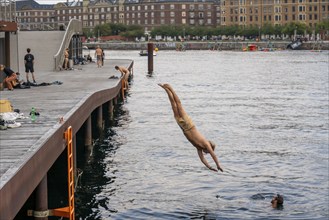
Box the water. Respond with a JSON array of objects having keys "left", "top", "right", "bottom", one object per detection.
[{"left": 76, "top": 50, "right": 329, "bottom": 219}]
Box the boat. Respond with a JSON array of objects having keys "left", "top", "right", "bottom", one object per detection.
[
  {"left": 242, "top": 44, "right": 258, "bottom": 51},
  {"left": 139, "top": 50, "right": 157, "bottom": 56},
  {"left": 287, "top": 38, "right": 303, "bottom": 50}
]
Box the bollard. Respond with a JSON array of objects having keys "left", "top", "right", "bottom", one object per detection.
[{"left": 147, "top": 43, "right": 153, "bottom": 74}]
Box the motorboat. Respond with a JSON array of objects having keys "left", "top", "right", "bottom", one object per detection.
[
  {"left": 139, "top": 50, "right": 157, "bottom": 56},
  {"left": 287, "top": 39, "right": 303, "bottom": 50}
]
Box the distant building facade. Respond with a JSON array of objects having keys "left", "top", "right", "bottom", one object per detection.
[
  {"left": 12, "top": 0, "right": 329, "bottom": 31},
  {"left": 220, "top": 0, "right": 329, "bottom": 28}
]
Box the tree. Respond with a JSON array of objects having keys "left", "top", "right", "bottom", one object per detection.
[{"left": 94, "top": 23, "right": 112, "bottom": 37}]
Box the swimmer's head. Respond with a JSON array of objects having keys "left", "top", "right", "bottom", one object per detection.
[{"left": 271, "top": 194, "right": 284, "bottom": 208}]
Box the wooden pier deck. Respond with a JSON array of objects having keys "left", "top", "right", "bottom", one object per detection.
[{"left": 0, "top": 59, "right": 133, "bottom": 219}]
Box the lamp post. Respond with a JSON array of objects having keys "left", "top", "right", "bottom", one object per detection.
[{"left": 258, "top": 26, "right": 261, "bottom": 41}]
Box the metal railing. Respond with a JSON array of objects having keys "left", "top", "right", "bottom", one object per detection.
[{"left": 53, "top": 19, "right": 82, "bottom": 71}]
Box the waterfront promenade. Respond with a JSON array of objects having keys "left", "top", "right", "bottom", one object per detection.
[{"left": 0, "top": 59, "right": 133, "bottom": 219}]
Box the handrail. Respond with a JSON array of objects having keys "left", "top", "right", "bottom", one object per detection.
[{"left": 54, "top": 19, "right": 82, "bottom": 71}]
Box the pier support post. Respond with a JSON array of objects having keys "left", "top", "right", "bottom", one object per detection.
[
  {"left": 97, "top": 105, "right": 103, "bottom": 130},
  {"left": 84, "top": 116, "right": 93, "bottom": 160},
  {"left": 147, "top": 43, "right": 154, "bottom": 74},
  {"left": 108, "top": 100, "right": 114, "bottom": 120},
  {"left": 35, "top": 175, "right": 48, "bottom": 220},
  {"left": 84, "top": 116, "right": 92, "bottom": 147}
]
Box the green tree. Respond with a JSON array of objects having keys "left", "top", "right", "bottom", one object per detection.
[
  {"left": 94, "top": 23, "right": 112, "bottom": 37},
  {"left": 315, "top": 20, "right": 329, "bottom": 34},
  {"left": 109, "top": 23, "right": 127, "bottom": 35}
]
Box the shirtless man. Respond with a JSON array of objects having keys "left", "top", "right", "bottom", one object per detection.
[
  {"left": 95, "top": 45, "right": 103, "bottom": 68},
  {"left": 158, "top": 83, "right": 223, "bottom": 172},
  {"left": 64, "top": 48, "right": 69, "bottom": 70},
  {"left": 115, "top": 65, "right": 130, "bottom": 89},
  {"left": 0, "top": 64, "right": 20, "bottom": 91}
]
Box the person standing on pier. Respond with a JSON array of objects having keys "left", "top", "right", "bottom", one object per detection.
[
  {"left": 64, "top": 48, "right": 69, "bottom": 70},
  {"left": 158, "top": 83, "right": 223, "bottom": 172},
  {"left": 24, "top": 48, "right": 36, "bottom": 83},
  {"left": 95, "top": 45, "right": 103, "bottom": 68},
  {"left": 102, "top": 48, "right": 105, "bottom": 66}
]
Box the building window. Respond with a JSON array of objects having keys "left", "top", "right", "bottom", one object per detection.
[
  {"left": 182, "top": 4, "right": 186, "bottom": 9},
  {"left": 182, "top": 11, "right": 186, "bottom": 17},
  {"left": 170, "top": 19, "right": 175, "bottom": 24},
  {"left": 182, "top": 18, "right": 186, "bottom": 24},
  {"left": 161, "top": 12, "right": 165, "bottom": 17},
  {"left": 170, "top": 4, "right": 175, "bottom": 10},
  {"left": 161, "top": 5, "right": 165, "bottom": 10},
  {"left": 170, "top": 12, "right": 175, "bottom": 17}
]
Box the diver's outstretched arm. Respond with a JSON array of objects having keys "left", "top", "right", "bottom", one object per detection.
[{"left": 197, "top": 149, "right": 218, "bottom": 172}]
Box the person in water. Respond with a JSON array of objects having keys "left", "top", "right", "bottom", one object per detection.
[
  {"left": 271, "top": 194, "right": 284, "bottom": 208},
  {"left": 158, "top": 83, "right": 223, "bottom": 172}
]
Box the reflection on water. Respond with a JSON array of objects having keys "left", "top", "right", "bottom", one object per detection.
[{"left": 76, "top": 50, "right": 329, "bottom": 219}]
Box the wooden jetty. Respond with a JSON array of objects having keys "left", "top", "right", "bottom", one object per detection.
[{"left": 0, "top": 59, "right": 133, "bottom": 219}]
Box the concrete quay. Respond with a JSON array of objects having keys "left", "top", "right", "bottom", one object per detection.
[
  {"left": 0, "top": 59, "right": 133, "bottom": 220},
  {"left": 84, "top": 40, "right": 329, "bottom": 51}
]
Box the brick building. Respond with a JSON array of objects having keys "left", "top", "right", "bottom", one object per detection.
[
  {"left": 11, "top": 0, "right": 329, "bottom": 32},
  {"left": 220, "top": 0, "right": 329, "bottom": 28}
]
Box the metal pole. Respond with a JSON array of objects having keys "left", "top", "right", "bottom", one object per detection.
[
  {"left": 35, "top": 175, "right": 48, "bottom": 220},
  {"left": 147, "top": 43, "right": 153, "bottom": 74}
]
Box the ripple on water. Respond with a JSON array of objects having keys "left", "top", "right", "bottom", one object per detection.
[{"left": 76, "top": 50, "right": 329, "bottom": 220}]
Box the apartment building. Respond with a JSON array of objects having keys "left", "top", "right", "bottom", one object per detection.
[
  {"left": 12, "top": 0, "right": 329, "bottom": 32},
  {"left": 220, "top": 0, "right": 329, "bottom": 28}
]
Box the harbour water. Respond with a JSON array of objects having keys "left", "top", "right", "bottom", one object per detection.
[{"left": 76, "top": 50, "right": 329, "bottom": 219}]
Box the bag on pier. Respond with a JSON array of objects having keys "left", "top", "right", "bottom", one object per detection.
[{"left": 0, "top": 99, "right": 13, "bottom": 113}]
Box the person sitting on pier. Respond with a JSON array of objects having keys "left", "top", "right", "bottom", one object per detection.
[
  {"left": 115, "top": 66, "right": 130, "bottom": 90},
  {"left": 158, "top": 83, "right": 223, "bottom": 172},
  {"left": 0, "top": 64, "right": 20, "bottom": 91}
]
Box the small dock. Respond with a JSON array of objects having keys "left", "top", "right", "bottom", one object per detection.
[{"left": 0, "top": 59, "right": 133, "bottom": 219}]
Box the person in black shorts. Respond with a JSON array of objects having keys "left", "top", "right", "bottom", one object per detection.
[{"left": 24, "top": 48, "right": 36, "bottom": 83}]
